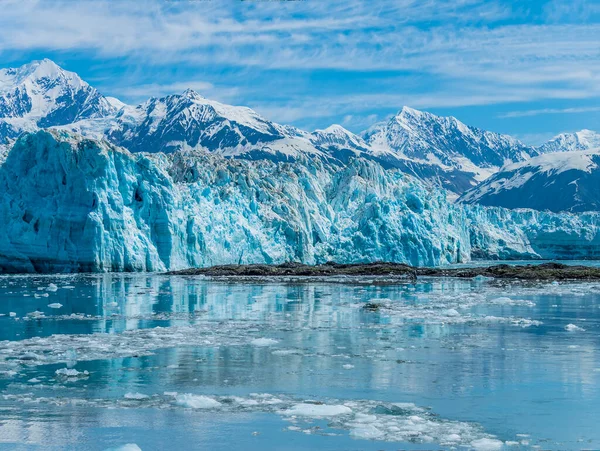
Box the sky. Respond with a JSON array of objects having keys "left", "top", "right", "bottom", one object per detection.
[{"left": 0, "top": 0, "right": 599, "bottom": 144}]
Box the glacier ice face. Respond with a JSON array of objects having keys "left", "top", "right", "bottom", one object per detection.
[{"left": 0, "top": 130, "right": 598, "bottom": 273}]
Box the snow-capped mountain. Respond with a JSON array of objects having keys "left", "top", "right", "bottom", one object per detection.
[
  {"left": 361, "top": 107, "right": 539, "bottom": 195},
  {"left": 3, "top": 58, "right": 597, "bottom": 202},
  {"left": 458, "top": 149, "right": 600, "bottom": 213},
  {"left": 0, "top": 59, "right": 117, "bottom": 142},
  {"left": 106, "top": 89, "right": 286, "bottom": 153},
  {"left": 537, "top": 129, "right": 600, "bottom": 153}
]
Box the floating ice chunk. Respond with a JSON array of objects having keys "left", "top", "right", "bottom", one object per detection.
[
  {"left": 48, "top": 303, "right": 63, "bottom": 309},
  {"left": 271, "top": 349, "right": 300, "bottom": 356},
  {"left": 442, "top": 308, "right": 460, "bottom": 317},
  {"left": 250, "top": 338, "right": 279, "bottom": 347},
  {"left": 350, "top": 424, "right": 385, "bottom": 440},
  {"left": 176, "top": 394, "right": 221, "bottom": 409},
  {"left": 123, "top": 392, "right": 149, "bottom": 400},
  {"left": 28, "top": 378, "right": 41, "bottom": 383},
  {"left": 342, "top": 364, "right": 354, "bottom": 369},
  {"left": 446, "top": 433, "right": 461, "bottom": 442},
  {"left": 46, "top": 283, "right": 58, "bottom": 292},
  {"left": 565, "top": 324, "right": 585, "bottom": 332},
  {"left": 9, "top": 312, "right": 16, "bottom": 317},
  {"left": 55, "top": 368, "right": 89, "bottom": 378},
  {"left": 104, "top": 445, "right": 142, "bottom": 451},
  {"left": 471, "top": 438, "right": 504, "bottom": 450},
  {"left": 490, "top": 297, "right": 535, "bottom": 307},
  {"left": 27, "top": 311, "right": 45, "bottom": 318},
  {"left": 283, "top": 403, "right": 352, "bottom": 417}
]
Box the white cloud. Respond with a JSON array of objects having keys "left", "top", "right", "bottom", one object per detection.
[
  {"left": 1, "top": 0, "right": 600, "bottom": 128},
  {"left": 500, "top": 106, "right": 600, "bottom": 118}
]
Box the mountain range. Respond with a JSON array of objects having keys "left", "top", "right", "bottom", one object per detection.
[{"left": 1, "top": 59, "right": 599, "bottom": 211}]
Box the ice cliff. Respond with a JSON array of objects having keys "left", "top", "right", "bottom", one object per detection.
[{"left": 0, "top": 131, "right": 599, "bottom": 273}]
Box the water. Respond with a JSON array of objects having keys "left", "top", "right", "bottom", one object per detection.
[{"left": 0, "top": 273, "right": 599, "bottom": 450}]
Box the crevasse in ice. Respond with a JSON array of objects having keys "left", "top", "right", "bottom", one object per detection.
[{"left": 0, "top": 130, "right": 598, "bottom": 272}]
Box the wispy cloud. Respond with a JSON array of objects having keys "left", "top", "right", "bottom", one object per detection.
[
  {"left": 500, "top": 106, "right": 600, "bottom": 118},
  {"left": 1, "top": 0, "right": 600, "bottom": 134}
]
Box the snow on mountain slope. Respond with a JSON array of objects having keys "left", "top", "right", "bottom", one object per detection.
[
  {"left": 1, "top": 130, "right": 599, "bottom": 273},
  {"left": 537, "top": 129, "right": 600, "bottom": 153},
  {"left": 362, "top": 107, "right": 538, "bottom": 195},
  {"left": 0, "top": 59, "right": 117, "bottom": 142},
  {"left": 105, "top": 89, "right": 310, "bottom": 157},
  {"left": 458, "top": 149, "right": 600, "bottom": 213}
]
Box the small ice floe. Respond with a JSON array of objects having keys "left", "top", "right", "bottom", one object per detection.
[
  {"left": 48, "top": 303, "right": 63, "bottom": 309},
  {"left": 55, "top": 368, "right": 89, "bottom": 379},
  {"left": 471, "top": 438, "right": 504, "bottom": 450},
  {"left": 282, "top": 403, "right": 352, "bottom": 417},
  {"left": 46, "top": 283, "right": 58, "bottom": 292},
  {"left": 250, "top": 338, "right": 279, "bottom": 347},
  {"left": 490, "top": 297, "right": 535, "bottom": 307},
  {"left": 9, "top": 312, "right": 16, "bottom": 317},
  {"left": 26, "top": 311, "right": 45, "bottom": 318},
  {"left": 104, "top": 444, "right": 142, "bottom": 451},
  {"left": 565, "top": 324, "right": 585, "bottom": 332},
  {"left": 271, "top": 349, "right": 300, "bottom": 356},
  {"left": 28, "top": 378, "right": 41, "bottom": 383},
  {"left": 442, "top": 308, "right": 460, "bottom": 317},
  {"left": 472, "top": 275, "right": 494, "bottom": 282},
  {"left": 175, "top": 394, "right": 221, "bottom": 409},
  {"left": 342, "top": 364, "right": 354, "bottom": 370},
  {"left": 123, "top": 392, "right": 150, "bottom": 401}
]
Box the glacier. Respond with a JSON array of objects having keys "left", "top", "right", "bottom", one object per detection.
[{"left": 0, "top": 130, "right": 599, "bottom": 273}]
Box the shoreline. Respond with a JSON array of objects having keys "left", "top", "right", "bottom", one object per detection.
[{"left": 166, "top": 261, "right": 600, "bottom": 281}]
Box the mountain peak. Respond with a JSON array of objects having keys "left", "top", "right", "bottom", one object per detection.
[
  {"left": 0, "top": 59, "right": 117, "bottom": 136},
  {"left": 0, "top": 59, "right": 80, "bottom": 90},
  {"left": 320, "top": 124, "right": 352, "bottom": 135},
  {"left": 538, "top": 129, "right": 600, "bottom": 153},
  {"left": 398, "top": 105, "right": 423, "bottom": 116},
  {"left": 181, "top": 88, "right": 205, "bottom": 101}
]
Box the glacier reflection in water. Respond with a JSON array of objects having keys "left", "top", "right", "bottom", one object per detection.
[{"left": 0, "top": 274, "right": 599, "bottom": 450}]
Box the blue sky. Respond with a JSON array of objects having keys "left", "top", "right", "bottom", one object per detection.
[{"left": 1, "top": 0, "right": 599, "bottom": 144}]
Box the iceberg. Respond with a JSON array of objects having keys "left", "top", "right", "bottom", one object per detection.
[{"left": 0, "top": 130, "right": 598, "bottom": 273}]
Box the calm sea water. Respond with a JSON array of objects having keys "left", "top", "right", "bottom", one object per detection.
[{"left": 0, "top": 271, "right": 598, "bottom": 450}]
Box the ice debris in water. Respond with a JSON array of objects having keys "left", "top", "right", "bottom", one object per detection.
[
  {"left": 5, "top": 391, "right": 504, "bottom": 447},
  {"left": 124, "top": 393, "right": 150, "bottom": 401},
  {"left": 471, "top": 437, "right": 504, "bottom": 450},
  {"left": 283, "top": 403, "right": 353, "bottom": 417},
  {"left": 565, "top": 324, "right": 585, "bottom": 332},
  {"left": 489, "top": 297, "right": 535, "bottom": 307},
  {"left": 55, "top": 368, "right": 89, "bottom": 378},
  {"left": 48, "top": 303, "right": 63, "bottom": 309},
  {"left": 46, "top": 283, "right": 58, "bottom": 292},
  {"left": 250, "top": 338, "right": 279, "bottom": 347},
  {"left": 104, "top": 444, "right": 142, "bottom": 451},
  {"left": 175, "top": 394, "right": 222, "bottom": 409}
]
